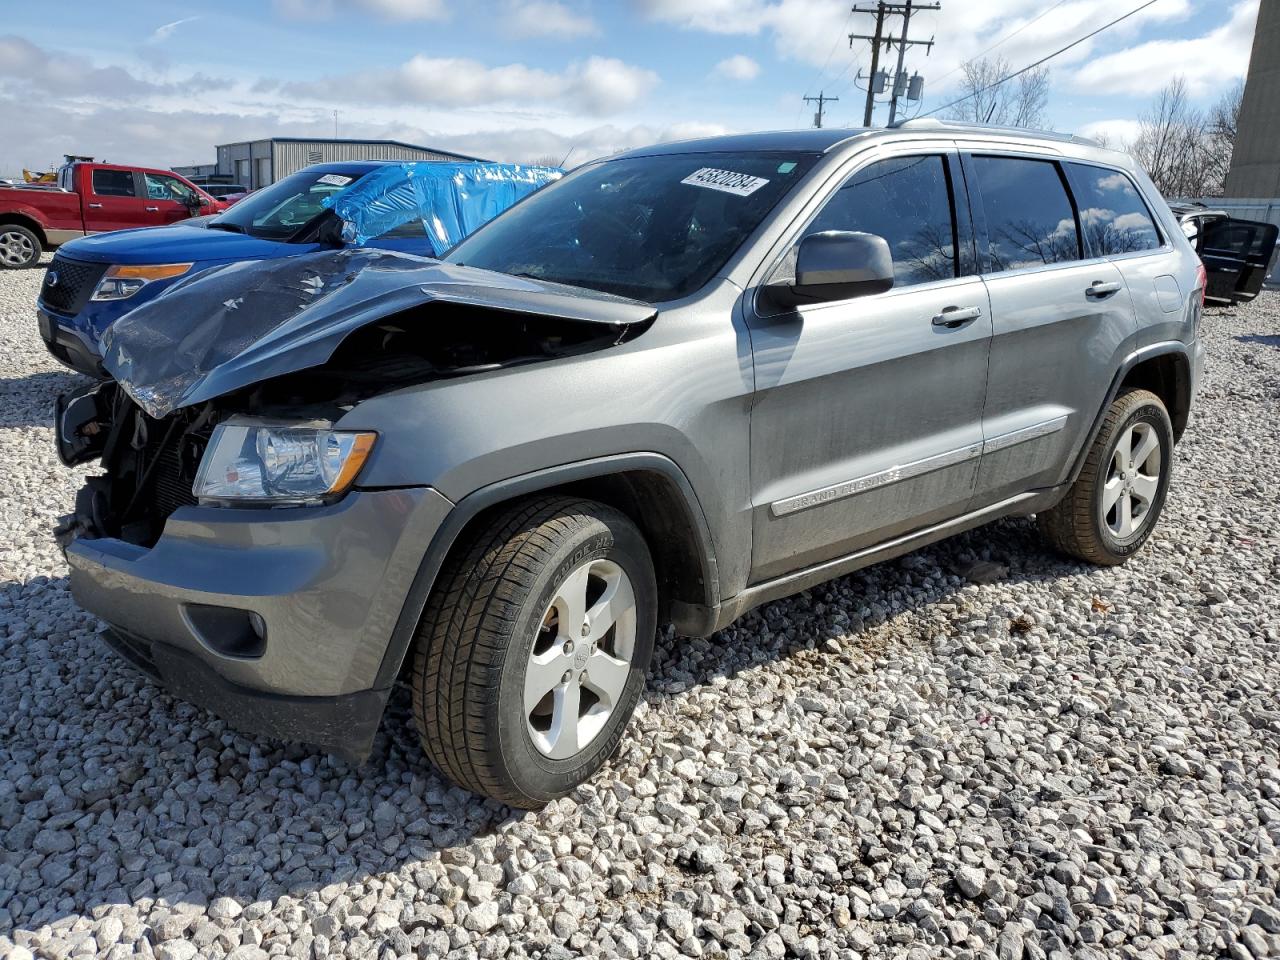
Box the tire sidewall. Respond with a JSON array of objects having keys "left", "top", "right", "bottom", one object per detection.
[
  {"left": 1093, "top": 397, "right": 1174, "bottom": 558},
  {"left": 0, "top": 226, "right": 40, "bottom": 269},
  {"left": 494, "top": 510, "right": 657, "bottom": 802}
]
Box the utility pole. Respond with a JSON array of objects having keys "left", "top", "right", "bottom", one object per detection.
[
  {"left": 803, "top": 91, "right": 839, "bottom": 128},
  {"left": 850, "top": 1, "right": 939, "bottom": 127},
  {"left": 850, "top": 3, "right": 888, "bottom": 127}
]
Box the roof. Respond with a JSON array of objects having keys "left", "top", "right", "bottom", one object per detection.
[
  {"left": 216, "top": 137, "right": 486, "bottom": 162},
  {"left": 613, "top": 121, "right": 1119, "bottom": 163},
  {"left": 615, "top": 128, "right": 872, "bottom": 159}
]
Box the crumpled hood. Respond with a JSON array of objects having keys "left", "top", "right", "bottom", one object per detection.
[{"left": 101, "top": 247, "right": 654, "bottom": 418}]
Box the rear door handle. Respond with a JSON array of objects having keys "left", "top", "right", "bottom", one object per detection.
[
  {"left": 87, "top": 202, "right": 102, "bottom": 209},
  {"left": 932, "top": 305, "right": 982, "bottom": 328},
  {"left": 145, "top": 205, "right": 160, "bottom": 212},
  {"left": 1086, "top": 280, "right": 1122, "bottom": 297}
]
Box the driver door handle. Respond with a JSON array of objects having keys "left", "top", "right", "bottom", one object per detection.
[
  {"left": 932, "top": 305, "right": 982, "bottom": 328},
  {"left": 87, "top": 202, "right": 102, "bottom": 209},
  {"left": 1086, "top": 280, "right": 1122, "bottom": 297},
  {"left": 145, "top": 206, "right": 160, "bottom": 212}
]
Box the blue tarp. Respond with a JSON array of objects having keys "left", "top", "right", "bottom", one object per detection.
[{"left": 324, "top": 161, "right": 563, "bottom": 252}]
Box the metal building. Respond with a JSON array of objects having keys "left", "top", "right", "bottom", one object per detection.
[
  {"left": 1224, "top": 1, "right": 1280, "bottom": 198},
  {"left": 173, "top": 138, "right": 485, "bottom": 191}
]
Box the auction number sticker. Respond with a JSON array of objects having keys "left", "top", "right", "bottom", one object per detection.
[
  {"left": 681, "top": 167, "right": 770, "bottom": 197},
  {"left": 316, "top": 174, "right": 354, "bottom": 187}
]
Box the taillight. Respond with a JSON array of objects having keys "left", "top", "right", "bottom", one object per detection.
[{"left": 1195, "top": 260, "right": 1207, "bottom": 306}]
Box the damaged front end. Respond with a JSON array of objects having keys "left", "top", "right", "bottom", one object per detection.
[{"left": 56, "top": 246, "right": 653, "bottom": 547}]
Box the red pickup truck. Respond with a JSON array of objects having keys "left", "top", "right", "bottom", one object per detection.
[{"left": 0, "top": 162, "right": 226, "bottom": 269}]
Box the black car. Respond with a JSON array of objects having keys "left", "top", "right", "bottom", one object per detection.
[{"left": 1172, "top": 202, "right": 1278, "bottom": 306}]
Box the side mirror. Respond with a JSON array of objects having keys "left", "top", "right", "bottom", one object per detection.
[{"left": 765, "top": 230, "right": 894, "bottom": 309}]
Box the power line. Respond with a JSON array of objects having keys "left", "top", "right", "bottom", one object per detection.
[
  {"left": 802, "top": 8, "right": 858, "bottom": 100},
  {"left": 928, "top": 0, "right": 1070, "bottom": 91},
  {"left": 919, "top": 0, "right": 1165, "bottom": 119}
]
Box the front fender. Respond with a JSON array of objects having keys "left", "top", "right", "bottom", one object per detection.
[{"left": 369, "top": 452, "right": 722, "bottom": 689}]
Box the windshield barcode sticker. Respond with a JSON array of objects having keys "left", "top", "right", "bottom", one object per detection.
[
  {"left": 316, "top": 174, "right": 354, "bottom": 187},
  {"left": 681, "top": 168, "right": 770, "bottom": 196}
]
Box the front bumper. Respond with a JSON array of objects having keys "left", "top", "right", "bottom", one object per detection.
[
  {"left": 65, "top": 486, "right": 453, "bottom": 760},
  {"left": 38, "top": 307, "right": 106, "bottom": 378}
]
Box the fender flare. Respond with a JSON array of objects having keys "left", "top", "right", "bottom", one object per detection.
[
  {"left": 1066, "top": 340, "right": 1192, "bottom": 487},
  {"left": 372, "top": 452, "right": 722, "bottom": 688}
]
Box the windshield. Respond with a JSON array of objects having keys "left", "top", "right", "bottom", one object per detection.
[
  {"left": 210, "top": 168, "right": 367, "bottom": 240},
  {"left": 445, "top": 151, "right": 818, "bottom": 301}
]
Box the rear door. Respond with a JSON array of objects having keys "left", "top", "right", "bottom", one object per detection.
[
  {"left": 84, "top": 167, "right": 151, "bottom": 233},
  {"left": 745, "top": 147, "right": 992, "bottom": 582},
  {"left": 964, "top": 152, "right": 1137, "bottom": 507},
  {"left": 1199, "top": 216, "right": 1278, "bottom": 303}
]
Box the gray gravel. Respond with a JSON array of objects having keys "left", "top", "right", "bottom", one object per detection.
[{"left": 2, "top": 259, "right": 1279, "bottom": 960}]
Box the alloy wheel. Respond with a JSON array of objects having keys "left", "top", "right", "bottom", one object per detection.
[
  {"left": 0, "top": 231, "right": 34, "bottom": 267},
  {"left": 524, "top": 558, "right": 637, "bottom": 760},
  {"left": 1101, "top": 421, "right": 1162, "bottom": 540}
]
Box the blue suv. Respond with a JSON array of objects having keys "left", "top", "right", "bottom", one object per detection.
[{"left": 37, "top": 161, "right": 559, "bottom": 376}]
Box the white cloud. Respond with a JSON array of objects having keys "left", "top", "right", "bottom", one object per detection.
[
  {"left": 282, "top": 54, "right": 658, "bottom": 115},
  {"left": 1078, "top": 118, "right": 1142, "bottom": 147},
  {"left": 1069, "top": 0, "right": 1258, "bottom": 96},
  {"left": 0, "top": 34, "right": 227, "bottom": 99},
  {"left": 274, "top": 0, "right": 449, "bottom": 21},
  {"left": 714, "top": 55, "right": 760, "bottom": 81},
  {"left": 504, "top": 1, "right": 599, "bottom": 38},
  {"left": 148, "top": 17, "right": 200, "bottom": 44}
]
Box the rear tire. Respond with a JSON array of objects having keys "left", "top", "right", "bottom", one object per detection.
[
  {"left": 0, "top": 225, "right": 41, "bottom": 269},
  {"left": 1038, "top": 388, "right": 1173, "bottom": 565},
  {"left": 411, "top": 496, "right": 657, "bottom": 808}
]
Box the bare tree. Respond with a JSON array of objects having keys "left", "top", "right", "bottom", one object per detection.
[
  {"left": 1204, "top": 79, "right": 1244, "bottom": 192},
  {"left": 943, "top": 56, "right": 1050, "bottom": 129},
  {"left": 1129, "top": 76, "right": 1238, "bottom": 198}
]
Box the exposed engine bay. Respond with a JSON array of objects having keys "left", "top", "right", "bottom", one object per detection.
[{"left": 56, "top": 305, "right": 644, "bottom": 549}]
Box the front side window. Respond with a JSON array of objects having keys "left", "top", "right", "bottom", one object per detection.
[
  {"left": 971, "top": 156, "right": 1081, "bottom": 272},
  {"left": 92, "top": 169, "right": 136, "bottom": 197},
  {"left": 446, "top": 151, "right": 819, "bottom": 302},
  {"left": 1066, "top": 163, "right": 1162, "bottom": 256},
  {"left": 799, "top": 154, "right": 957, "bottom": 287},
  {"left": 143, "top": 173, "right": 197, "bottom": 202}
]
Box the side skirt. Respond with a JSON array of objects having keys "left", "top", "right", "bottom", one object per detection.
[{"left": 705, "top": 486, "right": 1064, "bottom": 634}]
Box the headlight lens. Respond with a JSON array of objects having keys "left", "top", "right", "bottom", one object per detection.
[
  {"left": 91, "top": 263, "right": 192, "bottom": 301},
  {"left": 193, "top": 422, "right": 377, "bottom": 505}
]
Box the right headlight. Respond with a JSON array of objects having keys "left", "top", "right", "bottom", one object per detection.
[
  {"left": 91, "top": 263, "right": 192, "bottom": 301},
  {"left": 193, "top": 421, "right": 377, "bottom": 506}
]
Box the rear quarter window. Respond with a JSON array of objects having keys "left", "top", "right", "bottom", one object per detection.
[{"left": 1065, "top": 163, "right": 1163, "bottom": 256}]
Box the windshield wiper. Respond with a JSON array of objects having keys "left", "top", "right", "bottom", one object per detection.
[{"left": 206, "top": 221, "right": 246, "bottom": 234}]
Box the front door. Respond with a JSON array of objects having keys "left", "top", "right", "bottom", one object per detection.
[
  {"left": 746, "top": 151, "right": 992, "bottom": 583},
  {"left": 1199, "top": 216, "right": 1278, "bottom": 304},
  {"left": 140, "top": 172, "right": 201, "bottom": 226}
]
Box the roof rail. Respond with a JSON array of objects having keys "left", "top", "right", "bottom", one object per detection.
[{"left": 890, "top": 117, "right": 1102, "bottom": 147}]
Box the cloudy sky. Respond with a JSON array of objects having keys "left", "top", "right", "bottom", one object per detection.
[{"left": 0, "top": 0, "right": 1259, "bottom": 174}]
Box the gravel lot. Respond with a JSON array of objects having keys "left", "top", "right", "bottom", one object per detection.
[{"left": 1, "top": 261, "right": 1279, "bottom": 960}]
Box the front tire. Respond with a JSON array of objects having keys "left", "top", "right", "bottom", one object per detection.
[
  {"left": 1038, "top": 388, "right": 1173, "bottom": 565},
  {"left": 0, "top": 225, "right": 41, "bottom": 269},
  {"left": 411, "top": 496, "right": 657, "bottom": 808}
]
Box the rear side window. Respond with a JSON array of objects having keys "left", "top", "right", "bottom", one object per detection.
[
  {"left": 92, "top": 169, "right": 136, "bottom": 197},
  {"left": 803, "top": 155, "right": 957, "bottom": 286},
  {"left": 970, "top": 156, "right": 1081, "bottom": 272},
  {"left": 1066, "top": 163, "right": 1162, "bottom": 255}
]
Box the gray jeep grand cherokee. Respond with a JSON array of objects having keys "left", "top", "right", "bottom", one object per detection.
[{"left": 56, "top": 122, "right": 1205, "bottom": 807}]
